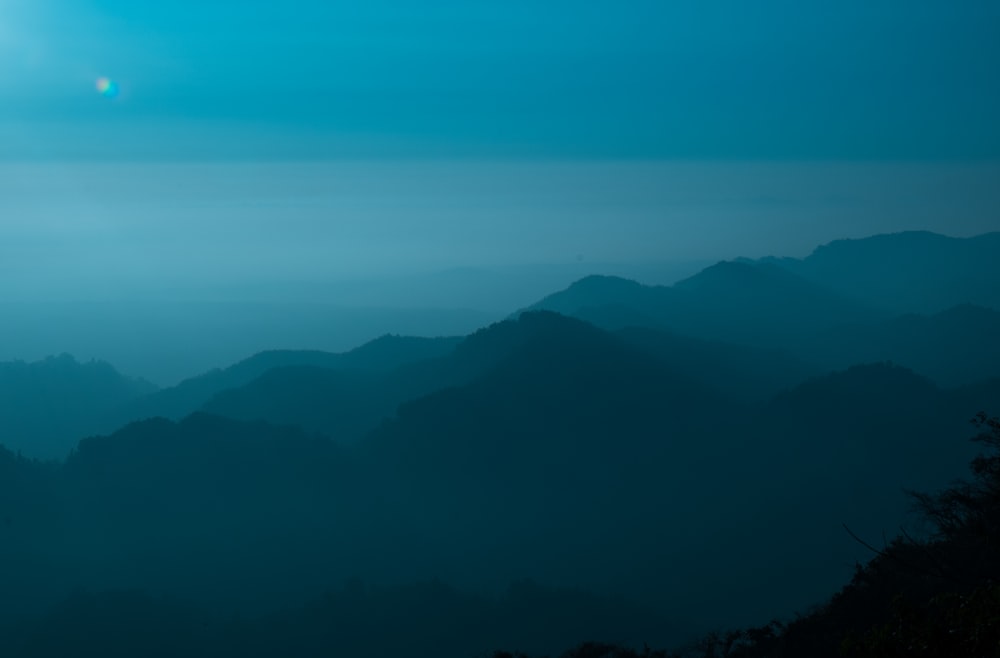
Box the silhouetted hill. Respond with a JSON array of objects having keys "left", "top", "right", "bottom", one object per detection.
[
  {"left": 204, "top": 313, "right": 725, "bottom": 442},
  {"left": 755, "top": 363, "right": 977, "bottom": 520},
  {"left": 802, "top": 303, "right": 1000, "bottom": 387},
  {"left": 692, "top": 363, "right": 989, "bottom": 625},
  {"left": 670, "top": 260, "right": 877, "bottom": 342},
  {"left": 0, "top": 354, "right": 156, "bottom": 459},
  {"left": 0, "top": 444, "right": 58, "bottom": 536},
  {"left": 360, "top": 311, "right": 734, "bottom": 607},
  {"left": 758, "top": 231, "right": 1000, "bottom": 313},
  {"left": 527, "top": 266, "right": 1000, "bottom": 389},
  {"left": 196, "top": 324, "right": 541, "bottom": 442},
  {"left": 201, "top": 367, "right": 391, "bottom": 442},
  {"left": 613, "top": 326, "right": 820, "bottom": 402},
  {"left": 525, "top": 265, "right": 878, "bottom": 349},
  {"left": 758, "top": 363, "right": 969, "bottom": 498},
  {"left": 358, "top": 336, "right": 993, "bottom": 626},
  {"left": 111, "top": 335, "right": 462, "bottom": 429},
  {"left": 1, "top": 310, "right": 996, "bottom": 648},
  {"left": 524, "top": 275, "right": 674, "bottom": 320},
  {"left": 0, "top": 301, "right": 492, "bottom": 387},
  {"left": 200, "top": 310, "right": 815, "bottom": 445},
  {"left": 673, "top": 412, "right": 1000, "bottom": 658},
  {"left": 0, "top": 413, "right": 423, "bottom": 617},
  {"left": 3, "top": 579, "right": 675, "bottom": 658},
  {"left": 337, "top": 334, "right": 464, "bottom": 370}
]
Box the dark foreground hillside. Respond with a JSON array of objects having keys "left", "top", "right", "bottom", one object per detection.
[
  {"left": 2, "top": 415, "right": 997, "bottom": 657},
  {"left": 0, "top": 309, "right": 996, "bottom": 657},
  {"left": 532, "top": 414, "right": 1000, "bottom": 658},
  {"left": 2, "top": 580, "right": 670, "bottom": 658},
  {"left": 3, "top": 234, "right": 999, "bottom": 657}
]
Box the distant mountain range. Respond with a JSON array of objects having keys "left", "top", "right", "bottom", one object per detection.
[
  {"left": 2, "top": 229, "right": 999, "bottom": 653},
  {"left": 113, "top": 334, "right": 463, "bottom": 433},
  {"left": 754, "top": 230, "right": 1000, "bottom": 314},
  {"left": 527, "top": 231, "right": 1000, "bottom": 386},
  {"left": 531, "top": 231, "right": 1000, "bottom": 320},
  {"left": 1, "top": 310, "right": 994, "bottom": 635},
  {"left": 0, "top": 354, "right": 155, "bottom": 458},
  {"left": 0, "top": 336, "right": 463, "bottom": 459},
  {"left": 528, "top": 260, "right": 879, "bottom": 347},
  {"left": 5, "top": 230, "right": 999, "bottom": 459},
  {"left": 4, "top": 230, "right": 997, "bottom": 460}
]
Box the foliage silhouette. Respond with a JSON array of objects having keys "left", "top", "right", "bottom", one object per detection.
[{"left": 678, "top": 413, "right": 1000, "bottom": 658}]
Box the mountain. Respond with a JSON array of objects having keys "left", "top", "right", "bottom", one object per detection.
[
  {"left": 732, "top": 364, "right": 990, "bottom": 605},
  {"left": 525, "top": 262, "right": 879, "bottom": 349},
  {"left": 3, "top": 413, "right": 420, "bottom": 617},
  {"left": 200, "top": 309, "right": 819, "bottom": 441},
  {"left": 757, "top": 363, "right": 979, "bottom": 500},
  {"left": 200, "top": 366, "right": 393, "bottom": 442},
  {"left": 110, "top": 334, "right": 462, "bottom": 429},
  {"left": 523, "top": 275, "right": 676, "bottom": 322},
  {"left": 4, "top": 231, "right": 1000, "bottom": 651},
  {"left": 195, "top": 324, "right": 543, "bottom": 442},
  {"left": 2, "top": 580, "right": 675, "bottom": 658},
  {"left": 0, "top": 354, "right": 156, "bottom": 459},
  {"left": 1, "top": 311, "right": 997, "bottom": 641},
  {"left": 803, "top": 303, "right": 1000, "bottom": 387},
  {"left": 359, "top": 329, "right": 994, "bottom": 626},
  {"left": 758, "top": 231, "right": 1000, "bottom": 313},
  {"left": 526, "top": 246, "right": 1000, "bottom": 388},
  {"left": 669, "top": 260, "right": 878, "bottom": 343},
  {"left": 359, "top": 312, "right": 740, "bottom": 601},
  {"left": 613, "top": 326, "right": 820, "bottom": 402}
]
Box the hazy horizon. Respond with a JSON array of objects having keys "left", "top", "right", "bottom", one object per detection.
[
  {"left": 3, "top": 159, "right": 998, "bottom": 305},
  {"left": 2, "top": 156, "right": 997, "bottom": 385}
]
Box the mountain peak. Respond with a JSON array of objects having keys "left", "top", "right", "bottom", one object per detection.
[
  {"left": 674, "top": 260, "right": 789, "bottom": 290},
  {"left": 460, "top": 311, "right": 603, "bottom": 361},
  {"left": 776, "top": 230, "right": 1000, "bottom": 314},
  {"left": 566, "top": 275, "right": 646, "bottom": 293},
  {"left": 808, "top": 230, "right": 952, "bottom": 260}
]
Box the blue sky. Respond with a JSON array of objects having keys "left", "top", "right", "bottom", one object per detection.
[
  {"left": 2, "top": 1, "right": 999, "bottom": 305},
  {"left": 3, "top": 0, "right": 1000, "bottom": 159},
  {"left": 1, "top": 1, "right": 999, "bottom": 374}
]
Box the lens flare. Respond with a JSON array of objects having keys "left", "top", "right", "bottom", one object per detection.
[{"left": 95, "top": 77, "right": 119, "bottom": 98}]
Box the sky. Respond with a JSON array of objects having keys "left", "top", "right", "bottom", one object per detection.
[
  {"left": 2, "top": 159, "right": 999, "bottom": 303},
  {"left": 2, "top": 0, "right": 1000, "bottom": 160},
  {"left": 0, "top": 0, "right": 999, "bottom": 309}
]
